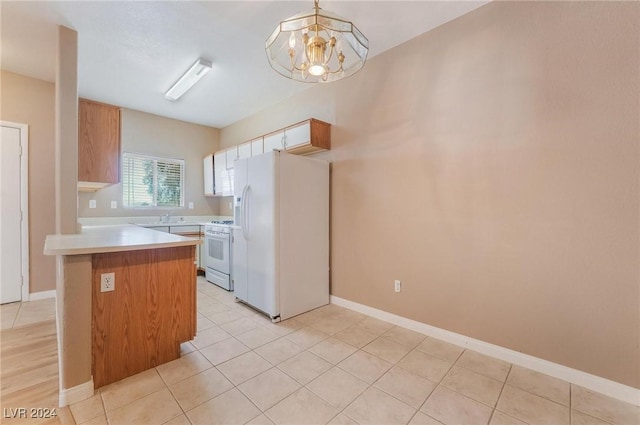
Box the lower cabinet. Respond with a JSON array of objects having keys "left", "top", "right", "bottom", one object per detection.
[{"left": 154, "top": 225, "right": 204, "bottom": 273}]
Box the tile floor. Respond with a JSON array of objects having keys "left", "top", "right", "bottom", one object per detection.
[
  {"left": 2, "top": 277, "right": 638, "bottom": 425},
  {"left": 0, "top": 296, "right": 56, "bottom": 329}
]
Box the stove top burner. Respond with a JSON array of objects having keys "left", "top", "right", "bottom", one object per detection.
[{"left": 212, "top": 220, "right": 234, "bottom": 225}]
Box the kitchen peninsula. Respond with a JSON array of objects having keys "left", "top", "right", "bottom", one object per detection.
[{"left": 44, "top": 224, "right": 200, "bottom": 400}]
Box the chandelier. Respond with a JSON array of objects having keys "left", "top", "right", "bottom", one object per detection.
[{"left": 265, "top": 0, "right": 369, "bottom": 83}]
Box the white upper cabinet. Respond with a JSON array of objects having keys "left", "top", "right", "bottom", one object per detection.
[
  {"left": 263, "top": 130, "right": 285, "bottom": 152},
  {"left": 238, "top": 141, "right": 251, "bottom": 160},
  {"left": 214, "top": 151, "right": 232, "bottom": 196},
  {"left": 203, "top": 154, "right": 214, "bottom": 196},
  {"left": 210, "top": 119, "right": 330, "bottom": 197},
  {"left": 282, "top": 121, "right": 310, "bottom": 150},
  {"left": 249, "top": 119, "right": 331, "bottom": 156},
  {"left": 251, "top": 137, "right": 264, "bottom": 156},
  {"left": 225, "top": 146, "right": 238, "bottom": 169},
  {"left": 283, "top": 119, "right": 331, "bottom": 155}
]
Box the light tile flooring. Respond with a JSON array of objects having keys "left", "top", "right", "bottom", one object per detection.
[
  {"left": 1, "top": 277, "right": 638, "bottom": 425},
  {"left": 1, "top": 297, "right": 56, "bottom": 329}
]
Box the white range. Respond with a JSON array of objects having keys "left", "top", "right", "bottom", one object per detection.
[{"left": 204, "top": 220, "right": 234, "bottom": 290}]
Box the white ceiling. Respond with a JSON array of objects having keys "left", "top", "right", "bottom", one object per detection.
[{"left": 1, "top": 1, "right": 487, "bottom": 128}]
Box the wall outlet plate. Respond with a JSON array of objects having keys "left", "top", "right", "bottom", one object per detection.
[
  {"left": 89, "top": 200, "right": 97, "bottom": 209},
  {"left": 394, "top": 280, "right": 401, "bottom": 293},
  {"left": 188, "top": 202, "right": 194, "bottom": 209},
  {"left": 101, "top": 272, "right": 115, "bottom": 292},
  {"left": 110, "top": 201, "right": 117, "bottom": 209}
]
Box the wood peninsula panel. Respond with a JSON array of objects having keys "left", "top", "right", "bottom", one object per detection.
[
  {"left": 91, "top": 246, "right": 196, "bottom": 388},
  {"left": 78, "top": 98, "right": 121, "bottom": 184}
]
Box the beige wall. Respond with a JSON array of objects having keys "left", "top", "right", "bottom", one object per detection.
[
  {"left": 0, "top": 71, "right": 221, "bottom": 293},
  {"left": 1, "top": 70, "right": 56, "bottom": 294},
  {"left": 78, "top": 108, "right": 220, "bottom": 218},
  {"left": 221, "top": 2, "right": 639, "bottom": 388}
]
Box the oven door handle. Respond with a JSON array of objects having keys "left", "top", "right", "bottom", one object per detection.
[{"left": 241, "top": 184, "right": 249, "bottom": 240}]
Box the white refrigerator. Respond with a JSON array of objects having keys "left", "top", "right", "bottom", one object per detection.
[{"left": 231, "top": 150, "right": 329, "bottom": 321}]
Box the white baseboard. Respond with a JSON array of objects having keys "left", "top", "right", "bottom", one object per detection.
[
  {"left": 330, "top": 295, "right": 640, "bottom": 407},
  {"left": 28, "top": 290, "right": 56, "bottom": 301},
  {"left": 58, "top": 377, "right": 94, "bottom": 407}
]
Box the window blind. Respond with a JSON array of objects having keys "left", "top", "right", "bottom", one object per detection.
[{"left": 122, "top": 153, "right": 184, "bottom": 208}]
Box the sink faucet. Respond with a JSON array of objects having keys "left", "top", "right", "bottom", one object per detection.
[{"left": 160, "top": 211, "right": 172, "bottom": 223}]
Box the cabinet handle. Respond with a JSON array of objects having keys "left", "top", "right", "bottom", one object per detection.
[{"left": 281, "top": 132, "right": 287, "bottom": 148}]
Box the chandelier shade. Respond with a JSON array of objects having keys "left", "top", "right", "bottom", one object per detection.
[{"left": 265, "top": 0, "right": 369, "bottom": 83}]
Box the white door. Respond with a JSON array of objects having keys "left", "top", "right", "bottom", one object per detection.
[
  {"left": 203, "top": 154, "right": 214, "bottom": 196},
  {"left": 231, "top": 226, "right": 247, "bottom": 301},
  {"left": 238, "top": 142, "right": 251, "bottom": 160},
  {"left": 283, "top": 121, "right": 310, "bottom": 150},
  {"left": 213, "top": 151, "right": 227, "bottom": 195},
  {"left": 263, "top": 131, "right": 285, "bottom": 152},
  {"left": 233, "top": 158, "right": 249, "bottom": 303},
  {"left": 1, "top": 125, "right": 24, "bottom": 304},
  {"left": 246, "top": 152, "right": 278, "bottom": 317},
  {"left": 251, "top": 138, "right": 263, "bottom": 156}
]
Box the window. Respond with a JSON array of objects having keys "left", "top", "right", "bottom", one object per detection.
[{"left": 122, "top": 153, "right": 184, "bottom": 208}]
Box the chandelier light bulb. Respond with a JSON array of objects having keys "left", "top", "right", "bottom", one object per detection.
[{"left": 289, "top": 32, "right": 296, "bottom": 49}]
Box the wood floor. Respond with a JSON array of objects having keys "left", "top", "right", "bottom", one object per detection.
[{"left": 0, "top": 319, "right": 72, "bottom": 424}]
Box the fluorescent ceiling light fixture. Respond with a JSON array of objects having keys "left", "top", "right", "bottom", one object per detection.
[{"left": 165, "top": 58, "right": 212, "bottom": 101}]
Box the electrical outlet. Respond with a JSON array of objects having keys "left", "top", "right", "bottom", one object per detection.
[
  {"left": 110, "top": 201, "right": 117, "bottom": 209},
  {"left": 394, "top": 279, "right": 401, "bottom": 293},
  {"left": 101, "top": 272, "right": 115, "bottom": 292},
  {"left": 89, "top": 200, "right": 97, "bottom": 209},
  {"left": 188, "top": 202, "right": 194, "bottom": 209}
]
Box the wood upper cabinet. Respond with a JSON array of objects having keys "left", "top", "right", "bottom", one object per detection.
[
  {"left": 78, "top": 98, "right": 121, "bottom": 189},
  {"left": 283, "top": 119, "right": 330, "bottom": 155},
  {"left": 263, "top": 119, "right": 331, "bottom": 155}
]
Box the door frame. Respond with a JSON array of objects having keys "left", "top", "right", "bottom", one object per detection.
[{"left": 1, "top": 121, "right": 29, "bottom": 302}]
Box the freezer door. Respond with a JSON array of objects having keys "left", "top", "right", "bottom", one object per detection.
[
  {"left": 246, "top": 152, "right": 278, "bottom": 317},
  {"left": 233, "top": 159, "right": 249, "bottom": 303}
]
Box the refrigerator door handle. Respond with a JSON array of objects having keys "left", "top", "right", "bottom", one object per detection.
[{"left": 241, "top": 184, "right": 249, "bottom": 240}]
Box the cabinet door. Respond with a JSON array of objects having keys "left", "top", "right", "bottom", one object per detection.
[
  {"left": 197, "top": 229, "right": 203, "bottom": 270},
  {"left": 146, "top": 226, "right": 170, "bottom": 233},
  {"left": 203, "top": 154, "right": 214, "bottom": 196},
  {"left": 238, "top": 142, "right": 251, "bottom": 160},
  {"left": 169, "top": 226, "right": 201, "bottom": 234},
  {"left": 285, "top": 119, "right": 331, "bottom": 155},
  {"left": 251, "top": 138, "right": 263, "bottom": 156},
  {"left": 263, "top": 130, "right": 285, "bottom": 152},
  {"left": 213, "top": 151, "right": 227, "bottom": 195},
  {"left": 283, "top": 121, "right": 310, "bottom": 150},
  {"left": 226, "top": 147, "right": 238, "bottom": 169},
  {"left": 78, "top": 99, "right": 121, "bottom": 183}
]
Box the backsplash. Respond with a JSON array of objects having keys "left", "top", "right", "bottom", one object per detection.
[
  {"left": 219, "top": 196, "right": 234, "bottom": 217},
  {"left": 78, "top": 215, "right": 232, "bottom": 227}
]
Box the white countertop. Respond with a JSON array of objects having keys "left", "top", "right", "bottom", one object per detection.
[
  {"left": 43, "top": 224, "right": 201, "bottom": 256},
  {"left": 77, "top": 215, "right": 233, "bottom": 227}
]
